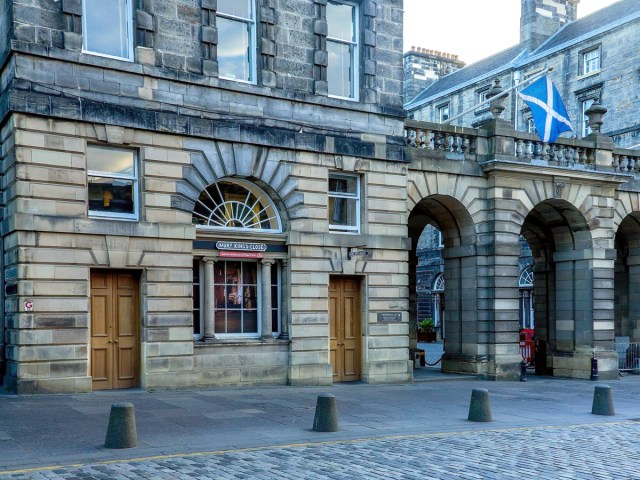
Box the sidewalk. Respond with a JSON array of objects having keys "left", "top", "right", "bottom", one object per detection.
[{"left": 1, "top": 372, "right": 639, "bottom": 473}]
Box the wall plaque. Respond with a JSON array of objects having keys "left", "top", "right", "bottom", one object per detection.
[{"left": 377, "top": 312, "right": 402, "bottom": 323}]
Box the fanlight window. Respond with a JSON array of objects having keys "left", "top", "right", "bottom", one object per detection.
[
  {"left": 433, "top": 273, "right": 445, "bottom": 292},
  {"left": 519, "top": 266, "right": 534, "bottom": 288},
  {"left": 193, "top": 180, "right": 282, "bottom": 233}
]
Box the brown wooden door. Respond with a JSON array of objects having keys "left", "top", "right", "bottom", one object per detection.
[
  {"left": 329, "top": 276, "right": 361, "bottom": 382},
  {"left": 91, "top": 271, "right": 140, "bottom": 390}
]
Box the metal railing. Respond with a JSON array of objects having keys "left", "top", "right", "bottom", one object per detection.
[{"left": 615, "top": 342, "right": 640, "bottom": 372}]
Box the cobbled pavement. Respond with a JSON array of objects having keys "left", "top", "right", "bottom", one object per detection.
[{"left": 3, "top": 422, "right": 640, "bottom": 479}]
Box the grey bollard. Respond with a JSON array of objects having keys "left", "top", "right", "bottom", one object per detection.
[
  {"left": 592, "top": 384, "right": 615, "bottom": 416},
  {"left": 313, "top": 393, "right": 339, "bottom": 432},
  {"left": 468, "top": 388, "right": 492, "bottom": 422},
  {"left": 105, "top": 402, "right": 137, "bottom": 449}
]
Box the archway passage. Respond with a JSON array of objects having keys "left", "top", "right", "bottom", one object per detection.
[
  {"left": 409, "top": 195, "right": 477, "bottom": 373},
  {"left": 614, "top": 213, "right": 640, "bottom": 371},
  {"left": 521, "top": 199, "right": 594, "bottom": 377}
]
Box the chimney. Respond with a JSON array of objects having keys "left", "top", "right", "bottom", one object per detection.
[{"left": 520, "top": 0, "right": 579, "bottom": 51}]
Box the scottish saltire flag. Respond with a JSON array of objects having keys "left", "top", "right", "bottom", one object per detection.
[{"left": 519, "top": 75, "right": 573, "bottom": 143}]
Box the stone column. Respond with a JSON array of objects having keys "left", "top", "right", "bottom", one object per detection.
[
  {"left": 279, "top": 259, "right": 290, "bottom": 340},
  {"left": 203, "top": 257, "right": 216, "bottom": 342},
  {"left": 261, "top": 259, "right": 275, "bottom": 340}
]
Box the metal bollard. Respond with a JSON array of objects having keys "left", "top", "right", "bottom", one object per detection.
[
  {"left": 468, "top": 388, "right": 492, "bottom": 422},
  {"left": 591, "top": 355, "right": 599, "bottom": 381},
  {"left": 105, "top": 402, "right": 137, "bottom": 449},
  {"left": 312, "top": 393, "right": 339, "bottom": 432},
  {"left": 592, "top": 384, "right": 615, "bottom": 416},
  {"left": 520, "top": 360, "right": 527, "bottom": 382}
]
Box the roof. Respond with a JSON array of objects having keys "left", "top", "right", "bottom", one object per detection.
[
  {"left": 406, "top": 45, "right": 524, "bottom": 108},
  {"left": 406, "top": 0, "right": 640, "bottom": 112}
]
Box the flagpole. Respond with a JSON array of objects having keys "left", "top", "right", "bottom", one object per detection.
[{"left": 442, "top": 66, "right": 553, "bottom": 125}]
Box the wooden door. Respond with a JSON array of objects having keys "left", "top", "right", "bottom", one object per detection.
[
  {"left": 91, "top": 271, "right": 139, "bottom": 390},
  {"left": 329, "top": 276, "right": 361, "bottom": 382}
]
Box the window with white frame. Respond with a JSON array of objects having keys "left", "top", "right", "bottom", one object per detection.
[
  {"left": 475, "top": 87, "right": 490, "bottom": 114},
  {"left": 192, "top": 259, "right": 280, "bottom": 338},
  {"left": 82, "top": 0, "right": 133, "bottom": 60},
  {"left": 328, "top": 173, "right": 360, "bottom": 233},
  {"left": 327, "top": 1, "right": 359, "bottom": 99},
  {"left": 87, "top": 146, "right": 138, "bottom": 220},
  {"left": 527, "top": 117, "right": 537, "bottom": 135},
  {"left": 519, "top": 266, "right": 534, "bottom": 330},
  {"left": 582, "top": 48, "right": 601, "bottom": 75},
  {"left": 192, "top": 179, "right": 283, "bottom": 340},
  {"left": 582, "top": 98, "right": 595, "bottom": 137},
  {"left": 437, "top": 103, "right": 450, "bottom": 123},
  {"left": 217, "top": 0, "right": 256, "bottom": 82}
]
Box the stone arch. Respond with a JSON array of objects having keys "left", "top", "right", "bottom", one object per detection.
[
  {"left": 613, "top": 210, "right": 640, "bottom": 345},
  {"left": 408, "top": 191, "right": 479, "bottom": 374},
  {"left": 521, "top": 199, "right": 595, "bottom": 376},
  {"left": 172, "top": 138, "right": 295, "bottom": 229}
]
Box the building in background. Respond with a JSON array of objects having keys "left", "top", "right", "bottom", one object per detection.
[
  {"left": 403, "top": 48, "right": 465, "bottom": 104},
  {"left": 406, "top": 0, "right": 640, "bottom": 149}
]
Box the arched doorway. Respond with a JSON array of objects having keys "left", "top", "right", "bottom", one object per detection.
[
  {"left": 409, "top": 194, "right": 478, "bottom": 374},
  {"left": 521, "top": 199, "right": 594, "bottom": 377}
]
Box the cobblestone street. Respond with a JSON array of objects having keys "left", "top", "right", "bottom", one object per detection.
[{"left": 4, "top": 421, "right": 640, "bottom": 479}]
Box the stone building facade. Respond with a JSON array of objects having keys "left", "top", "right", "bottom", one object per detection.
[
  {"left": 406, "top": 0, "right": 640, "bottom": 149},
  {"left": 0, "top": 0, "right": 409, "bottom": 393}
]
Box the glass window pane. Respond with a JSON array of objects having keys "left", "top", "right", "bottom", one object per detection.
[
  {"left": 329, "top": 197, "right": 357, "bottom": 227},
  {"left": 327, "top": 2, "right": 355, "bottom": 42},
  {"left": 193, "top": 310, "right": 201, "bottom": 335},
  {"left": 218, "top": 0, "right": 251, "bottom": 18},
  {"left": 214, "top": 264, "right": 224, "bottom": 284},
  {"left": 271, "top": 309, "right": 278, "bottom": 334},
  {"left": 84, "top": 0, "right": 130, "bottom": 58},
  {"left": 327, "top": 41, "right": 353, "bottom": 98},
  {"left": 243, "top": 263, "right": 257, "bottom": 285},
  {"left": 226, "top": 285, "right": 241, "bottom": 309},
  {"left": 88, "top": 177, "right": 134, "bottom": 214},
  {"left": 214, "top": 311, "right": 225, "bottom": 332},
  {"left": 226, "top": 263, "right": 240, "bottom": 284},
  {"left": 243, "top": 285, "right": 257, "bottom": 309},
  {"left": 227, "top": 311, "right": 242, "bottom": 333},
  {"left": 87, "top": 146, "right": 134, "bottom": 176},
  {"left": 214, "top": 285, "right": 225, "bottom": 308},
  {"left": 243, "top": 310, "right": 258, "bottom": 333},
  {"left": 329, "top": 175, "right": 357, "bottom": 195},
  {"left": 218, "top": 17, "right": 252, "bottom": 81}
]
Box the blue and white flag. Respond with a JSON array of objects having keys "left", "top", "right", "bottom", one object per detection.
[{"left": 519, "top": 75, "right": 573, "bottom": 143}]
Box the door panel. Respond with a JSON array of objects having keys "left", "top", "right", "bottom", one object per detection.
[
  {"left": 329, "top": 277, "right": 361, "bottom": 382},
  {"left": 91, "top": 271, "right": 139, "bottom": 390}
]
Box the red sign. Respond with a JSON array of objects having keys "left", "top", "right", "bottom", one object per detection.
[{"left": 219, "top": 251, "right": 265, "bottom": 259}]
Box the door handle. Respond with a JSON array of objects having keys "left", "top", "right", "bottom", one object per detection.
[
  {"left": 108, "top": 340, "right": 112, "bottom": 343},
  {"left": 115, "top": 340, "right": 119, "bottom": 344}
]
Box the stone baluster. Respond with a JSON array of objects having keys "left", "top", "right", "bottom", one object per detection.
[
  {"left": 541, "top": 143, "right": 550, "bottom": 162},
  {"left": 612, "top": 154, "right": 620, "bottom": 171},
  {"left": 581, "top": 148, "right": 589, "bottom": 166},
  {"left": 435, "top": 131, "right": 444, "bottom": 150},
  {"left": 620, "top": 156, "right": 629, "bottom": 173}
]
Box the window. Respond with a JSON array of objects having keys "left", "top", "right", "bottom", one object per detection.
[
  {"left": 87, "top": 146, "right": 138, "bottom": 220},
  {"left": 328, "top": 173, "right": 360, "bottom": 233},
  {"left": 82, "top": 0, "right": 133, "bottom": 60},
  {"left": 217, "top": 0, "right": 256, "bottom": 82},
  {"left": 327, "top": 1, "right": 359, "bottom": 99},
  {"left": 582, "top": 48, "right": 601, "bottom": 75},
  {"left": 582, "top": 98, "right": 595, "bottom": 137},
  {"left": 437, "top": 103, "right": 450, "bottom": 123},
  {"left": 192, "top": 259, "right": 280, "bottom": 339},
  {"left": 192, "top": 179, "right": 282, "bottom": 233},
  {"left": 475, "top": 87, "right": 490, "bottom": 114},
  {"left": 527, "top": 117, "right": 537, "bottom": 135},
  {"left": 519, "top": 266, "right": 534, "bottom": 330}
]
